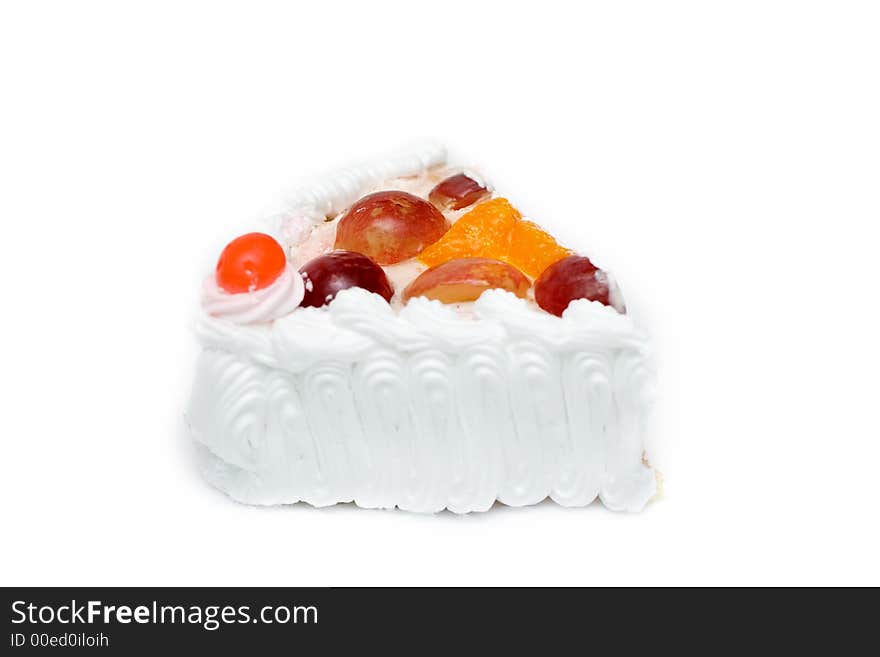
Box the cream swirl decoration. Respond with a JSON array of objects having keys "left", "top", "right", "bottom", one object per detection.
[{"left": 201, "top": 263, "right": 304, "bottom": 324}]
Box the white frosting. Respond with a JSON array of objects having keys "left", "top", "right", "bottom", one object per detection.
[
  {"left": 602, "top": 270, "right": 627, "bottom": 314},
  {"left": 382, "top": 259, "right": 428, "bottom": 307},
  {"left": 270, "top": 141, "right": 447, "bottom": 230},
  {"left": 201, "top": 264, "right": 304, "bottom": 324},
  {"left": 187, "top": 287, "right": 656, "bottom": 513},
  {"left": 289, "top": 221, "right": 337, "bottom": 270},
  {"left": 188, "top": 143, "right": 658, "bottom": 513}
]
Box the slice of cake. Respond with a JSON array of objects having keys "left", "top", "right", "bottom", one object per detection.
[{"left": 187, "top": 143, "right": 657, "bottom": 513}]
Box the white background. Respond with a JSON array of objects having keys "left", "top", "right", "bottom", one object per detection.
[{"left": 1, "top": 1, "right": 878, "bottom": 586}]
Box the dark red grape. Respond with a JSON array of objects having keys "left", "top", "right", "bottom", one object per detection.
[
  {"left": 299, "top": 250, "right": 393, "bottom": 307},
  {"left": 428, "top": 174, "right": 490, "bottom": 211},
  {"left": 534, "top": 255, "right": 622, "bottom": 316}
]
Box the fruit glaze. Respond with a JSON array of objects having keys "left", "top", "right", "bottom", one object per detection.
[{"left": 188, "top": 143, "right": 657, "bottom": 513}]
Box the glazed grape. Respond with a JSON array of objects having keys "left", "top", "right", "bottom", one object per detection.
[
  {"left": 215, "top": 232, "right": 287, "bottom": 294},
  {"left": 334, "top": 191, "right": 450, "bottom": 265},
  {"left": 299, "top": 250, "right": 393, "bottom": 307},
  {"left": 534, "top": 255, "right": 621, "bottom": 316},
  {"left": 403, "top": 257, "right": 530, "bottom": 304},
  {"left": 429, "top": 173, "right": 490, "bottom": 211}
]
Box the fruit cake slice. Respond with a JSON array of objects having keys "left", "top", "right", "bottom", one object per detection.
[{"left": 187, "top": 143, "right": 657, "bottom": 513}]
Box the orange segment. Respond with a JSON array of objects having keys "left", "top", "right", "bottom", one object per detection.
[
  {"left": 418, "top": 197, "right": 520, "bottom": 268},
  {"left": 417, "top": 196, "right": 571, "bottom": 279},
  {"left": 507, "top": 220, "right": 572, "bottom": 278}
]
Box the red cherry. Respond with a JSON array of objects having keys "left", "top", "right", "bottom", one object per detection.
[
  {"left": 334, "top": 191, "right": 449, "bottom": 265},
  {"left": 299, "top": 250, "right": 393, "bottom": 307},
  {"left": 534, "top": 255, "right": 621, "bottom": 316},
  {"left": 215, "top": 232, "right": 287, "bottom": 294},
  {"left": 429, "top": 173, "right": 490, "bottom": 211}
]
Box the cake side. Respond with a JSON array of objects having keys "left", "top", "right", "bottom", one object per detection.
[{"left": 187, "top": 287, "right": 656, "bottom": 513}]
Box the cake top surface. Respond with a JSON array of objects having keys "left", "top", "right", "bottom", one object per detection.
[{"left": 199, "top": 143, "right": 629, "bottom": 329}]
